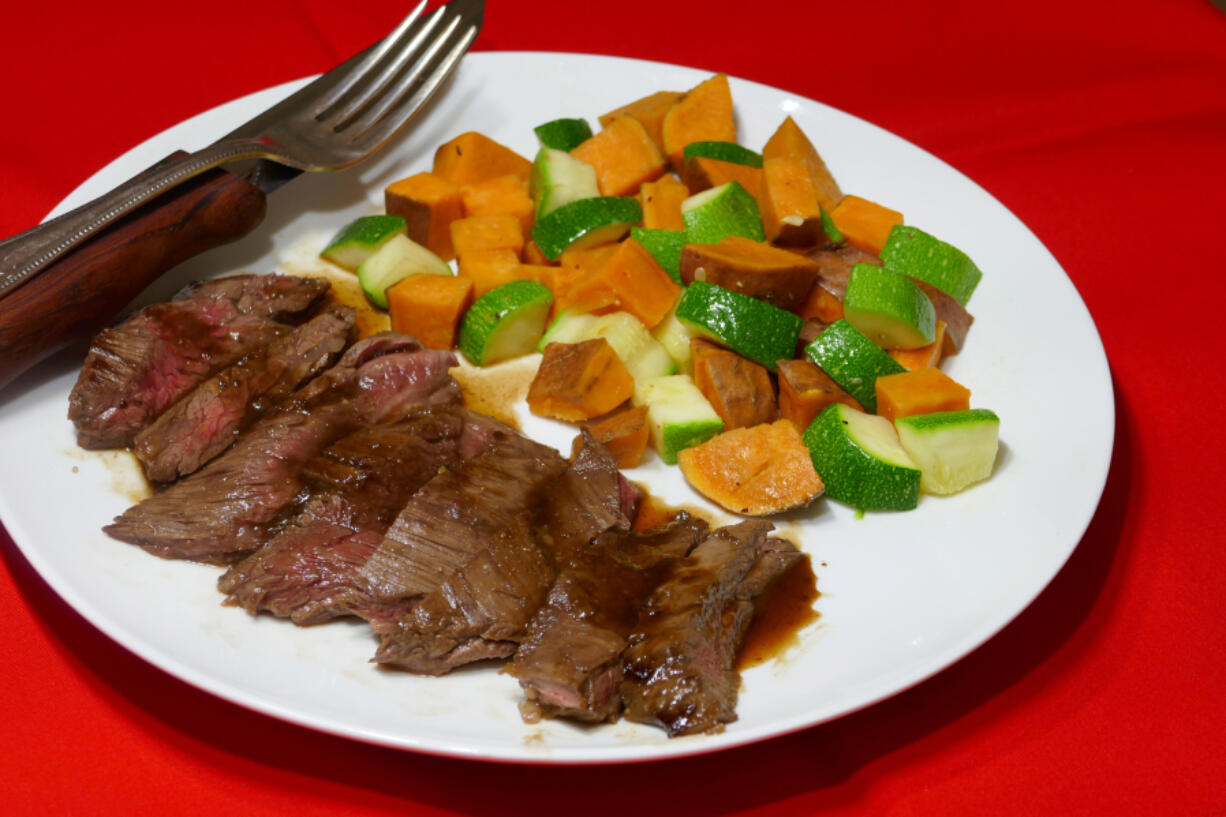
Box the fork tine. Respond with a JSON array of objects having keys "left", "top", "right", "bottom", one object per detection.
[
  {"left": 340, "top": 2, "right": 482, "bottom": 151},
  {"left": 316, "top": 3, "right": 453, "bottom": 132},
  {"left": 308, "top": 0, "right": 430, "bottom": 119}
]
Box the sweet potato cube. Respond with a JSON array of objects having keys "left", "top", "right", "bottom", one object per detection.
[
  {"left": 384, "top": 172, "right": 465, "bottom": 262},
  {"left": 874, "top": 367, "right": 971, "bottom": 422},
  {"left": 582, "top": 404, "right": 650, "bottom": 469},
  {"left": 762, "top": 116, "right": 842, "bottom": 212},
  {"left": 661, "top": 74, "right": 737, "bottom": 174},
  {"left": 830, "top": 195, "right": 904, "bottom": 256},
  {"left": 639, "top": 175, "right": 690, "bottom": 231},
  {"left": 597, "top": 238, "right": 682, "bottom": 328},
  {"left": 522, "top": 239, "right": 555, "bottom": 266},
  {"left": 460, "top": 174, "right": 535, "bottom": 235},
  {"left": 683, "top": 156, "right": 763, "bottom": 202},
  {"left": 889, "top": 321, "right": 947, "bottom": 370},
  {"left": 760, "top": 156, "right": 824, "bottom": 246},
  {"left": 554, "top": 273, "right": 621, "bottom": 317},
  {"left": 677, "top": 420, "right": 824, "bottom": 516},
  {"left": 433, "top": 131, "right": 532, "bottom": 187},
  {"left": 796, "top": 281, "right": 845, "bottom": 323},
  {"left": 528, "top": 338, "right": 635, "bottom": 422},
  {"left": 457, "top": 248, "right": 533, "bottom": 296},
  {"left": 570, "top": 115, "right": 668, "bottom": 197},
  {"left": 777, "top": 358, "right": 863, "bottom": 430},
  {"left": 600, "top": 90, "right": 684, "bottom": 153},
  {"left": 549, "top": 245, "right": 623, "bottom": 317},
  {"left": 386, "top": 274, "right": 474, "bottom": 350},
  {"left": 690, "top": 338, "right": 778, "bottom": 430},
  {"left": 558, "top": 243, "right": 619, "bottom": 276},
  {"left": 450, "top": 213, "right": 525, "bottom": 258},
  {"left": 680, "top": 236, "right": 821, "bottom": 311}
]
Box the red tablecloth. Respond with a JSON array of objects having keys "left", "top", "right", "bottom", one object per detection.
[{"left": 3, "top": 1, "right": 1225, "bottom": 814}]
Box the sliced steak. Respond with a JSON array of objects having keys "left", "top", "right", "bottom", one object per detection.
[
  {"left": 104, "top": 334, "right": 461, "bottom": 564},
  {"left": 218, "top": 408, "right": 471, "bottom": 625},
  {"left": 534, "top": 431, "right": 632, "bottom": 566},
  {"left": 366, "top": 431, "right": 568, "bottom": 675},
  {"left": 133, "top": 305, "right": 357, "bottom": 482},
  {"left": 174, "top": 273, "right": 330, "bottom": 321},
  {"left": 619, "top": 519, "right": 773, "bottom": 737},
  {"left": 508, "top": 513, "right": 710, "bottom": 724},
  {"left": 68, "top": 274, "right": 328, "bottom": 449}
]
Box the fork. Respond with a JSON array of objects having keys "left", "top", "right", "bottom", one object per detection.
[
  {"left": 0, "top": 0, "right": 482, "bottom": 393},
  {"left": 0, "top": 0, "right": 483, "bottom": 299}
]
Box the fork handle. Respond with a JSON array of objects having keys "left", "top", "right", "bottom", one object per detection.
[{"left": 0, "top": 160, "right": 267, "bottom": 394}]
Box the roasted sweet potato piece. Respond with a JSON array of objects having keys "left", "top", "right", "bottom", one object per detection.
[
  {"left": 384, "top": 172, "right": 465, "bottom": 262},
  {"left": 639, "top": 175, "right": 690, "bottom": 231},
  {"left": 910, "top": 278, "right": 973, "bottom": 355},
  {"left": 796, "top": 281, "right": 844, "bottom": 323},
  {"left": 460, "top": 174, "right": 535, "bottom": 235},
  {"left": 889, "top": 321, "right": 947, "bottom": 370},
  {"left": 450, "top": 213, "right": 526, "bottom": 257},
  {"left": 661, "top": 74, "right": 736, "bottom": 174},
  {"left": 457, "top": 248, "right": 538, "bottom": 296},
  {"left": 677, "top": 420, "right": 824, "bottom": 516},
  {"left": 874, "top": 367, "right": 971, "bottom": 422},
  {"left": 683, "top": 157, "right": 763, "bottom": 201},
  {"left": 760, "top": 156, "right": 824, "bottom": 246},
  {"left": 433, "top": 131, "right": 533, "bottom": 186},
  {"left": 804, "top": 244, "right": 883, "bottom": 301},
  {"left": 776, "top": 358, "right": 863, "bottom": 431},
  {"left": 386, "top": 274, "right": 474, "bottom": 350},
  {"left": 582, "top": 404, "right": 650, "bottom": 469},
  {"left": 600, "top": 90, "right": 684, "bottom": 153},
  {"left": 680, "top": 236, "right": 821, "bottom": 310},
  {"left": 762, "top": 116, "right": 842, "bottom": 212},
  {"left": 829, "top": 195, "right": 903, "bottom": 256},
  {"left": 570, "top": 115, "right": 668, "bottom": 197},
  {"left": 597, "top": 238, "right": 681, "bottom": 328},
  {"left": 528, "top": 338, "right": 635, "bottom": 422},
  {"left": 690, "top": 338, "right": 778, "bottom": 430}
]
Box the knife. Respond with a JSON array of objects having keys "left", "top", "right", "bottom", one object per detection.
[{"left": 0, "top": 1, "right": 481, "bottom": 395}]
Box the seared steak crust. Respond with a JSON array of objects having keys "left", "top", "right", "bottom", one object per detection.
[
  {"left": 619, "top": 520, "right": 774, "bottom": 737},
  {"left": 508, "top": 513, "right": 710, "bottom": 723},
  {"left": 366, "top": 431, "right": 568, "bottom": 674}
]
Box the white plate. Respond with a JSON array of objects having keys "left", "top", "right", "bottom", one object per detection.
[{"left": 0, "top": 52, "right": 1113, "bottom": 764}]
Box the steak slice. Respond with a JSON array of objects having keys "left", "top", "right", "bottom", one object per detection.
[
  {"left": 507, "top": 513, "right": 710, "bottom": 724},
  {"left": 68, "top": 274, "right": 329, "bottom": 449},
  {"left": 533, "top": 430, "right": 633, "bottom": 566},
  {"left": 104, "top": 334, "right": 461, "bottom": 564},
  {"left": 619, "top": 519, "right": 774, "bottom": 737},
  {"left": 218, "top": 408, "right": 471, "bottom": 625},
  {"left": 365, "top": 431, "right": 568, "bottom": 675},
  {"left": 173, "top": 273, "right": 330, "bottom": 320},
  {"left": 133, "top": 305, "right": 357, "bottom": 482}
]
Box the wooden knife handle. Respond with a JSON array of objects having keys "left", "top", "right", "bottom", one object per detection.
[{"left": 0, "top": 163, "right": 267, "bottom": 394}]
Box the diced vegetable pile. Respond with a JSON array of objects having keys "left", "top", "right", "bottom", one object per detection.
[{"left": 319, "top": 73, "right": 1001, "bottom": 515}]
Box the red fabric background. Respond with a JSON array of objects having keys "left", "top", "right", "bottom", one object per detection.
[{"left": 3, "top": 1, "right": 1225, "bottom": 814}]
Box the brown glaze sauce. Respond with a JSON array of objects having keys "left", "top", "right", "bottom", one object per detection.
[
  {"left": 737, "top": 555, "right": 820, "bottom": 670},
  {"left": 311, "top": 270, "right": 389, "bottom": 338},
  {"left": 630, "top": 485, "right": 820, "bottom": 669}
]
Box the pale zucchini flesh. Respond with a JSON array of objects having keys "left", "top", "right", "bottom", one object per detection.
[{"left": 895, "top": 409, "right": 1000, "bottom": 495}]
